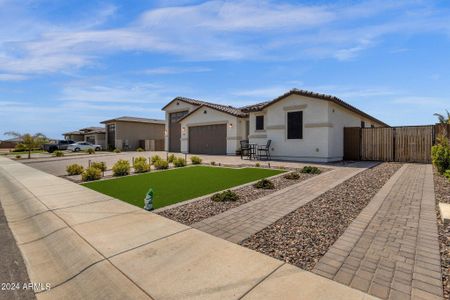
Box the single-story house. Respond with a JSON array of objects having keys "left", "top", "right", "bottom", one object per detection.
[
  {"left": 63, "top": 127, "right": 106, "bottom": 148},
  {"left": 100, "top": 116, "right": 165, "bottom": 151},
  {"left": 0, "top": 137, "right": 22, "bottom": 149},
  {"left": 162, "top": 88, "right": 387, "bottom": 162}
]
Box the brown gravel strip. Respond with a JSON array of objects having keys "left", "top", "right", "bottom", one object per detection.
[
  {"left": 433, "top": 169, "right": 450, "bottom": 300},
  {"left": 157, "top": 172, "right": 321, "bottom": 225},
  {"left": 240, "top": 162, "right": 402, "bottom": 271}
]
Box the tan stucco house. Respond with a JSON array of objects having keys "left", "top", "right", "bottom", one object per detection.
[
  {"left": 162, "top": 89, "right": 387, "bottom": 162},
  {"left": 100, "top": 116, "right": 165, "bottom": 151},
  {"left": 63, "top": 127, "right": 106, "bottom": 148}
]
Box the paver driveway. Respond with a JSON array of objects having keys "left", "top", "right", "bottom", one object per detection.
[{"left": 313, "top": 164, "right": 443, "bottom": 300}]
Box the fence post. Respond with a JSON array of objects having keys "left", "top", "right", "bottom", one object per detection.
[
  {"left": 359, "top": 128, "right": 362, "bottom": 161},
  {"left": 392, "top": 128, "right": 396, "bottom": 162}
]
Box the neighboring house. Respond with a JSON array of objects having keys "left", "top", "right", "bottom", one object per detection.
[
  {"left": 0, "top": 137, "right": 22, "bottom": 149},
  {"left": 162, "top": 89, "right": 387, "bottom": 162},
  {"left": 63, "top": 127, "right": 106, "bottom": 148},
  {"left": 100, "top": 116, "right": 165, "bottom": 151}
]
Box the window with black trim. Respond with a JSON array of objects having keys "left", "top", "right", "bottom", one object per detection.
[
  {"left": 361, "top": 121, "right": 365, "bottom": 128},
  {"left": 287, "top": 111, "right": 303, "bottom": 139},
  {"left": 256, "top": 115, "right": 264, "bottom": 130}
]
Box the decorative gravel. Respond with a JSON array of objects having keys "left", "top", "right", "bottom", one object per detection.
[
  {"left": 433, "top": 169, "right": 450, "bottom": 300},
  {"left": 240, "top": 162, "right": 402, "bottom": 271},
  {"left": 157, "top": 171, "right": 323, "bottom": 225}
]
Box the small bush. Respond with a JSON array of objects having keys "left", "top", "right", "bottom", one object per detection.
[
  {"left": 136, "top": 147, "right": 144, "bottom": 152},
  {"left": 151, "top": 155, "right": 162, "bottom": 165},
  {"left": 154, "top": 159, "right": 169, "bottom": 170},
  {"left": 167, "top": 154, "right": 176, "bottom": 163},
  {"left": 112, "top": 159, "right": 130, "bottom": 176},
  {"left": 66, "top": 164, "right": 84, "bottom": 175},
  {"left": 53, "top": 150, "right": 64, "bottom": 157},
  {"left": 255, "top": 162, "right": 260, "bottom": 167},
  {"left": 190, "top": 156, "right": 202, "bottom": 165},
  {"left": 90, "top": 162, "right": 106, "bottom": 172},
  {"left": 211, "top": 190, "right": 239, "bottom": 202},
  {"left": 82, "top": 166, "right": 102, "bottom": 181},
  {"left": 444, "top": 170, "right": 450, "bottom": 181},
  {"left": 284, "top": 172, "right": 300, "bottom": 180},
  {"left": 254, "top": 179, "right": 275, "bottom": 189},
  {"left": 113, "top": 148, "right": 121, "bottom": 153},
  {"left": 86, "top": 148, "right": 95, "bottom": 154},
  {"left": 432, "top": 144, "right": 450, "bottom": 174},
  {"left": 173, "top": 157, "right": 186, "bottom": 167},
  {"left": 133, "top": 157, "right": 150, "bottom": 173},
  {"left": 15, "top": 155, "right": 21, "bottom": 159},
  {"left": 300, "top": 166, "right": 321, "bottom": 174},
  {"left": 210, "top": 161, "right": 216, "bottom": 166}
]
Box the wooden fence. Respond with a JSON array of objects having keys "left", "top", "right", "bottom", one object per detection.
[{"left": 344, "top": 125, "right": 435, "bottom": 163}]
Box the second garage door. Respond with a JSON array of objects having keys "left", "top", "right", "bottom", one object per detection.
[{"left": 189, "top": 124, "right": 227, "bottom": 155}]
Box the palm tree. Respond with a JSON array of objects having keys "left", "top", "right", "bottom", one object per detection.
[
  {"left": 4, "top": 132, "right": 48, "bottom": 159},
  {"left": 434, "top": 110, "right": 450, "bottom": 124}
]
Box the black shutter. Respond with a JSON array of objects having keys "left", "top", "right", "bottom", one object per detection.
[{"left": 287, "top": 111, "right": 303, "bottom": 139}]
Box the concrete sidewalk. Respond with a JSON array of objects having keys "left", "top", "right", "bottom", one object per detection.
[{"left": 0, "top": 156, "right": 376, "bottom": 300}]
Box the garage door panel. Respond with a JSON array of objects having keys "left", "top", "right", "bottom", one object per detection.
[{"left": 189, "top": 124, "right": 226, "bottom": 155}]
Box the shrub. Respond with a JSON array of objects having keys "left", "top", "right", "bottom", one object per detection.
[
  {"left": 66, "top": 164, "right": 84, "bottom": 175},
  {"left": 254, "top": 178, "right": 275, "bottom": 189},
  {"left": 210, "top": 161, "right": 216, "bottom": 166},
  {"left": 154, "top": 159, "right": 169, "bottom": 170},
  {"left": 82, "top": 166, "right": 102, "bottom": 181},
  {"left": 445, "top": 170, "right": 450, "bottom": 181},
  {"left": 173, "top": 157, "right": 186, "bottom": 167},
  {"left": 86, "top": 148, "right": 95, "bottom": 154},
  {"left": 255, "top": 162, "right": 260, "bottom": 167},
  {"left": 53, "top": 150, "right": 64, "bottom": 157},
  {"left": 432, "top": 143, "right": 450, "bottom": 174},
  {"left": 15, "top": 155, "right": 21, "bottom": 159},
  {"left": 136, "top": 147, "right": 144, "bottom": 152},
  {"left": 167, "top": 154, "right": 176, "bottom": 163},
  {"left": 284, "top": 172, "right": 300, "bottom": 180},
  {"left": 113, "top": 148, "right": 121, "bottom": 153},
  {"left": 112, "top": 159, "right": 130, "bottom": 176},
  {"left": 133, "top": 157, "right": 150, "bottom": 173},
  {"left": 14, "top": 144, "right": 27, "bottom": 152},
  {"left": 90, "top": 162, "right": 107, "bottom": 172},
  {"left": 300, "top": 166, "right": 321, "bottom": 174},
  {"left": 151, "top": 155, "right": 162, "bottom": 165},
  {"left": 190, "top": 156, "right": 202, "bottom": 165},
  {"left": 211, "top": 190, "right": 239, "bottom": 202}
]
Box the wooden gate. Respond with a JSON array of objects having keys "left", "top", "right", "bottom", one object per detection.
[{"left": 344, "top": 125, "right": 434, "bottom": 163}]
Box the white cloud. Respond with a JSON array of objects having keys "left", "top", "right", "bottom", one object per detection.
[
  {"left": 0, "top": 73, "right": 28, "bottom": 81},
  {"left": 142, "top": 66, "right": 211, "bottom": 75},
  {"left": 0, "top": 0, "right": 449, "bottom": 76}
]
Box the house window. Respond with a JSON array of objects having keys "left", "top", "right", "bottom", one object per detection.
[
  {"left": 287, "top": 111, "right": 303, "bottom": 139},
  {"left": 371, "top": 124, "right": 375, "bottom": 128},
  {"left": 256, "top": 115, "right": 264, "bottom": 130},
  {"left": 361, "top": 121, "right": 365, "bottom": 128}
]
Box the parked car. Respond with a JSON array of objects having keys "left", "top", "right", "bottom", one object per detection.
[
  {"left": 42, "top": 140, "right": 74, "bottom": 153},
  {"left": 68, "top": 142, "right": 102, "bottom": 152}
]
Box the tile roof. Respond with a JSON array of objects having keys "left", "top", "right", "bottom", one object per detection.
[
  {"left": 100, "top": 116, "right": 165, "bottom": 124},
  {"left": 165, "top": 97, "right": 248, "bottom": 118},
  {"left": 164, "top": 88, "right": 387, "bottom": 126}
]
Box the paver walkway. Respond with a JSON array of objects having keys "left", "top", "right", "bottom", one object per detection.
[
  {"left": 313, "top": 164, "right": 443, "bottom": 300},
  {"left": 192, "top": 161, "right": 376, "bottom": 243}
]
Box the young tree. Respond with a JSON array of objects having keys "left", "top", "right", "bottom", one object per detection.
[
  {"left": 4, "top": 132, "right": 48, "bottom": 159},
  {"left": 434, "top": 110, "right": 450, "bottom": 145},
  {"left": 434, "top": 110, "right": 450, "bottom": 124}
]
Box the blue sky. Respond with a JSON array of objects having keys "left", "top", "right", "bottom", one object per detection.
[{"left": 0, "top": 0, "right": 449, "bottom": 139}]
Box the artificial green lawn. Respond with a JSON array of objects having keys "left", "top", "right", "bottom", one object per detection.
[{"left": 82, "top": 166, "right": 284, "bottom": 209}]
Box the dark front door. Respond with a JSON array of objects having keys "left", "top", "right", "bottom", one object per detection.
[
  {"left": 169, "top": 111, "right": 189, "bottom": 152},
  {"left": 189, "top": 124, "right": 227, "bottom": 155}
]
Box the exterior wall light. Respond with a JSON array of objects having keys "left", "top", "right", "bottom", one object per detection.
[{"left": 229, "top": 123, "right": 233, "bottom": 128}]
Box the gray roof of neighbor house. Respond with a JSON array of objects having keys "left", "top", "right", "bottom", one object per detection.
[
  {"left": 240, "top": 88, "right": 388, "bottom": 126},
  {"left": 162, "top": 96, "right": 248, "bottom": 118},
  {"left": 100, "top": 116, "right": 165, "bottom": 125},
  {"left": 79, "top": 126, "right": 105, "bottom": 133},
  {"left": 63, "top": 131, "right": 84, "bottom": 135}
]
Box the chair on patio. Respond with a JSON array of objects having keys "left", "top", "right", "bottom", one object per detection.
[
  {"left": 240, "top": 140, "right": 251, "bottom": 159},
  {"left": 257, "top": 140, "right": 272, "bottom": 160}
]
